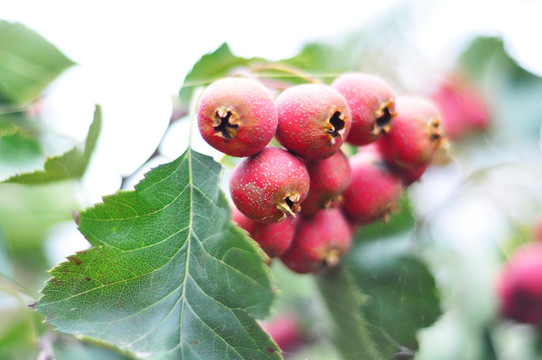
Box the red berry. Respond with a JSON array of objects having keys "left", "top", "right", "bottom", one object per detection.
[
  {"left": 497, "top": 243, "right": 542, "bottom": 324},
  {"left": 280, "top": 208, "right": 352, "bottom": 274},
  {"left": 377, "top": 96, "right": 443, "bottom": 170},
  {"left": 331, "top": 72, "right": 396, "bottom": 145},
  {"left": 229, "top": 147, "right": 310, "bottom": 223},
  {"left": 342, "top": 150, "right": 403, "bottom": 225},
  {"left": 232, "top": 206, "right": 295, "bottom": 258},
  {"left": 301, "top": 150, "right": 351, "bottom": 216},
  {"left": 259, "top": 313, "right": 304, "bottom": 352},
  {"left": 275, "top": 84, "right": 351, "bottom": 160},
  {"left": 197, "top": 78, "right": 278, "bottom": 157}
]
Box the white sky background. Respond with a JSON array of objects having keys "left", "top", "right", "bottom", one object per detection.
[{"left": 2, "top": 0, "right": 542, "bottom": 264}]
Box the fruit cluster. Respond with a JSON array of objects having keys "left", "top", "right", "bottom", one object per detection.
[{"left": 197, "top": 73, "right": 443, "bottom": 274}]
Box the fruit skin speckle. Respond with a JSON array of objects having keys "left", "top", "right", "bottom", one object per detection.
[
  {"left": 229, "top": 147, "right": 310, "bottom": 224},
  {"left": 275, "top": 84, "right": 351, "bottom": 161},
  {"left": 197, "top": 77, "right": 278, "bottom": 157}
]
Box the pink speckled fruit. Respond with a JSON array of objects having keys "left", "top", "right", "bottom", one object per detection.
[
  {"left": 280, "top": 208, "right": 353, "bottom": 274},
  {"left": 342, "top": 149, "right": 403, "bottom": 225},
  {"left": 275, "top": 84, "right": 351, "bottom": 160},
  {"left": 232, "top": 206, "right": 295, "bottom": 258},
  {"left": 301, "top": 150, "right": 351, "bottom": 216},
  {"left": 197, "top": 77, "right": 278, "bottom": 157},
  {"left": 497, "top": 243, "right": 542, "bottom": 325},
  {"left": 377, "top": 96, "right": 443, "bottom": 171},
  {"left": 331, "top": 72, "right": 396, "bottom": 145},
  {"left": 229, "top": 147, "right": 310, "bottom": 223}
]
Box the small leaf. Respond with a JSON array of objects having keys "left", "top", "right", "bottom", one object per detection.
[
  {"left": 0, "top": 20, "right": 75, "bottom": 105},
  {"left": 4, "top": 105, "right": 102, "bottom": 184},
  {"left": 35, "top": 148, "right": 281, "bottom": 360},
  {"left": 179, "top": 43, "right": 263, "bottom": 105},
  {"left": 345, "top": 237, "right": 441, "bottom": 358}
]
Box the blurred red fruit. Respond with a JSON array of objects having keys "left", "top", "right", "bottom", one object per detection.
[
  {"left": 260, "top": 313, "right": 304, "bottom": 352},
  {"left": 497, "top": 243, "right": 542, "bottom": 324},
  {"left": 430, "top": 75, "right": 490, "bottom": 141}
]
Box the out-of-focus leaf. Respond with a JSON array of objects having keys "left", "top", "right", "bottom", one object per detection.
[
  {"left": 460, "top": 37, "right": 542, "bottom": 143},
  {"left": 0, "top": 20, "right": 75, "bottom": 105},
  {"left": 0, "top": 181, "right": 79, "bottom": 249},
  {"left": 3, "top": 105, "right": 101, "bottom": 184},
  {"left": 179, "top": 43, "right": 264, "bottom": 104},
  {"left": 0, "top": 111, "right": 43, "bottom": 178},
  {"left": 35, "top": 148, "right": 281, "bottom": 360},
  {"left": 0, "top": 230, "right": 13, "bottom": 278},
  {"left": 345, "top": 237, "right": 441, "bottom": 358},
  {"left": 316, "top": 266, "right": 385, "bottom": 360},
  {"left": 0, "top": 313, "right": 38, "bottom": 360}
]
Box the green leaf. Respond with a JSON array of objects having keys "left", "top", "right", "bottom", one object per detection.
[
  {"left": 0, "top": 20, "right": 75, "bottom": 105},
  {"left": 4, "top": 105, "right": 102, "bottom": 184},
  {"left": 53, "top": 336, "right": 134, "bottom": 360},
  {"left": 0, "top": 311, "right": 39, "bottom": 360},
  {"left": 459, "top": 36, "right": 542, "bottom": 144},
  {"left": 0, "top": 111, "right": 43, "bottom": 178},
  {"left": 179, "top": 43, "right": 263, "bottom": 105},
  {"left": 0, "top": 230, "right": 13, "bottom": 278},
  {"left": 316, "top": 266, "right": 385, "bottom": 360},
  {"left": 35, "top": 148, "right": 281, "bottom": 360},
  {"left": 345, "top": 237, "right": 441, "bottom": 358}
]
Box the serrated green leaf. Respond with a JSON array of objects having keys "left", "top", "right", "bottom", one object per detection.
[
  {"left": 345, "top": 237, "right": 441, "bottom": 358},
  {"left": 0, "top": 20, "right": 75, "bottom": 105},
  {"left": 179, "top": 43, "right": 263, "bottom": 105},
  {"left": 35, "top": 148, "right": 281, "bottom": 360},
  {"left": 4, "top": 105, "right": 101, "bottom": 184}
]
